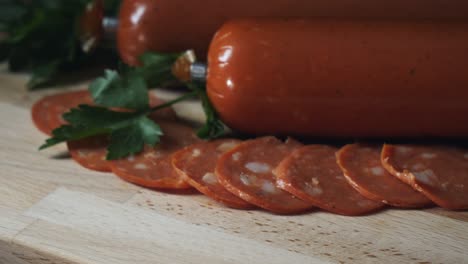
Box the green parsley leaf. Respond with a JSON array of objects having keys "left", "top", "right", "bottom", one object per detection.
[
  {"left": 40, "top": 51, "right": 226, "bottom": 160},
  {"left": 39, "top": 105, "right": 142, "bottom": 150},
  {"left": 89, "top": 69, "right": 149, "bottom": 110},
  {"left": 27, "top": 60, "right": 61, "bottom": 89},
  {"left": 136, "top": 52, "right": 181, "bottom": 87},
  {"left": 0, "top": 2, "right": 27, "bottom": 23},
  {"left": 39, "top": 104, "right": 164, "bottom": 159},
  {"left": 197, "top": 90, "right": 226, "bottom": 139},
  {"left": 107, "top": 116, "right": 163, "bottom": 159},
  {"left": 186, "top": 82, "right": 225, "bottom": 139},
  {"left": 88, "top": 51, "right": 181, "bottom": 110},
  {"left": 40, "top": 90, "right": 200, "bottom": 159},
  {"left": 62, "top": 104, "right": 139, "bottom": 128},
  {"left": 1, "top": 0, "right": 120, "bottom": 89}
]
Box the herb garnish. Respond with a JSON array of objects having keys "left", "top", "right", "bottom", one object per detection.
[
  {"left": 0, "top": 0, "right": 120, "bottom": 89},
  {"left": 40, "top": 52, "right": 225, "bottom": 159}
]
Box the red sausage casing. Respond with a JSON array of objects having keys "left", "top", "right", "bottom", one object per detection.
[
  {"left": 117, "top": 0, "right": 468, "bottom": 65},
  {"left": 206, "top": 19, "right": 468, "bottom": 138}
]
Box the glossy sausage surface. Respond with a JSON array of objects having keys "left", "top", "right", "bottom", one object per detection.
[
  {"left": 117, "top": 0, "right": 468, "bottom": 65},
  {"left": 207, "top": 19, "right": 468, "bottom": 138}
]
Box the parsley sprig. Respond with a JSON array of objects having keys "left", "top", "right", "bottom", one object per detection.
[
  {"left": 40, "top": 52, "right": 225, "bottom": 159},
  {"left": 0, "top": 0, "right": 120, "bottom": 89}
]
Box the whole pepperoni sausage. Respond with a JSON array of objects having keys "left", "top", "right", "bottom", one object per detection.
[
  {"left": 117, "top": 0, "right": 468, "bottom": 65},
  {"left": 207, "top": 19, "right": 468, "bottom": 138},
  {"left": 381, "top": 144, "right": 468, "bottom": 210},
  {"left": 215, "top": 136, "right": 314, "bottom": 214},
  {"left": 275, "top": 145, "right": 384, "bottom": 216},
  {"left": 336, "top": 144, "right": 432, "bottom": 208}
]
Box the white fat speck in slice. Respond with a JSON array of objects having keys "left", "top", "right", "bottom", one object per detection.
[
  {"left": 306, "top": 186, "right": 323, "bottom": 196},
  {"left": 370, "top": 166, "right": 385, "bottom": 176},
  {"left": 421, "top": 153, "right": 437, "bottom": 159},
  {"left": 277, "top": 179, "right": 287, "bottom": 189},
  {"left": 192, "top": 148, "right": 201, "bottom": 157},
  {"left": 217, "top": 141, "right": 239, "bottom": 152},
  {"left": 311, "top": 177, "right": 320, "bottom": 185},
  {"left": 335, "top": 175, "right": 344, "bottom": 180},
  {"left": 232, "top": 152, "right": 241, "bottom": 161},
  {"left": 245, "top": 162, "right": 271, "bottom": 173},
  {"left": 261, "top": 181, "right": 277, "bottom": 194},
  {"left": 413, "top": 169, "right": 437, "bottom": 186},
  {"left": 134, "top": 163, "right": 148, "bottom": 170},
  {"left": 411, "top": 163, "right": 426, "bottom": 171},
  {"left": 78, "top": 150, "right": 88, "bottom": 157},
  {"left": 455, "top": 183, "right": 465, "bottom": 189},
  {"left": 201, "top": 172, "right": 217, "bottom": 185},
  {"left": 127, "top": 155, "right": 135, "bottom": 162},
  {"left": 240, "top": 173, "right": 255, "bottom": 186},
  {"left": 464, "top": 153, "right": 468, "bottom": 159},
  {"left": 144, "top": 152, "right": 161, "bottom": 159}
]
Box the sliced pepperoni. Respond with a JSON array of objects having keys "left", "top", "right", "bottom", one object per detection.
[
  {"left": 275, "top": 145, "right": 384, "bottom": 216},
  {"left": 47, "top": 90, "right": 176, "bottom": 131},
  {"left": 381, "top": 144, "right": 468, "bottom": 210},
  {"left": 31, "top": 95, "right": 57, "bottom": 135},
  {"left": 215, "top": 136, "right": 313, "bottom": 214},
  {"left": 67, "top": 135, "right": 110, "bottom": 172},
  {"left": 172, "top": 139, "right": 254, "bottom": 209},
  {"left": 109, "top": 121, "right": 202, "bottom": 189},
  {"left": 47, "top": 90, "right": 93, "bottom": 130},
  {"left": 31, "top": 90, "right": 91, "bottom": 135},
  {"left": 336, "top": 144, "right": 432, "bottom": 208}
]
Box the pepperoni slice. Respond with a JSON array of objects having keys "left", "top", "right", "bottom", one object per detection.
[
  {"left": 31, "top": 90, "right": 91, "bottom": 135},
  {"left": 36, "top": 89, "right": 177, "bottom": 172},
  {"left": 215, "top": 136, "right": 313, "bottom": 214},
  {"left": 336, "top": 144, "right": 432, "bottom": 208},
  {"left": 381, "top": 144, "right": 468, "bottom": 210},
  {"left": 172, "top": 139, "right": 254, "bottom": 209},
  {"left": 67, "top": 135, "right": 110, "bottom": 172},
  {"left": 109, "top": 121, "right": 202, "bottom": 189},
  {"left": 31, "top": 95, "right": 57, "bottom": 135},
  {"left": 47, "top": 90, "right": 93, "bottom": 131},
  {"left": 275, "top": 145, "right": 384, "bottom": 216},
  {"left": 47, "top": 90, "right": 176, "bottom": 131}
]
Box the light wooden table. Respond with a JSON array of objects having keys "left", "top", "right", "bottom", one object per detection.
[{"left": 0, "top": 68, "right": 467, "bottom": 264}]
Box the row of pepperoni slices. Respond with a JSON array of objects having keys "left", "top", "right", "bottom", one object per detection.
[{"left": 32, "top": 91, "right": 468, "bottom": 215}]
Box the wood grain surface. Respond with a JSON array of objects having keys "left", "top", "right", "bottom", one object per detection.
[{"left": 0, "top": 68, "right": 467, "bottom": 264}]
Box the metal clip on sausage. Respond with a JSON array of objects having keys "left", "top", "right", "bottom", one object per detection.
[
  {"left": 79, "top": 0, "right": 119, "bottom": 53},
  {"left": 171, "top": 50, "right": 207, "bottom": 83},
  {"left": 190, "top": 63, "right": 208, "bottom": 82}
]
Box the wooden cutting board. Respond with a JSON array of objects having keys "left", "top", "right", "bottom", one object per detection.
[{"left": 0, "top": 68, "right": 467, "bottom": 264}]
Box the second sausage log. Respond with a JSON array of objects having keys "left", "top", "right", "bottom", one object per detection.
[
  {"left": 207, "top": 19, "right": 468, "bottom": 138},
  {"left": 117, "top": 0, "right": 468, "bottom": 65}
]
